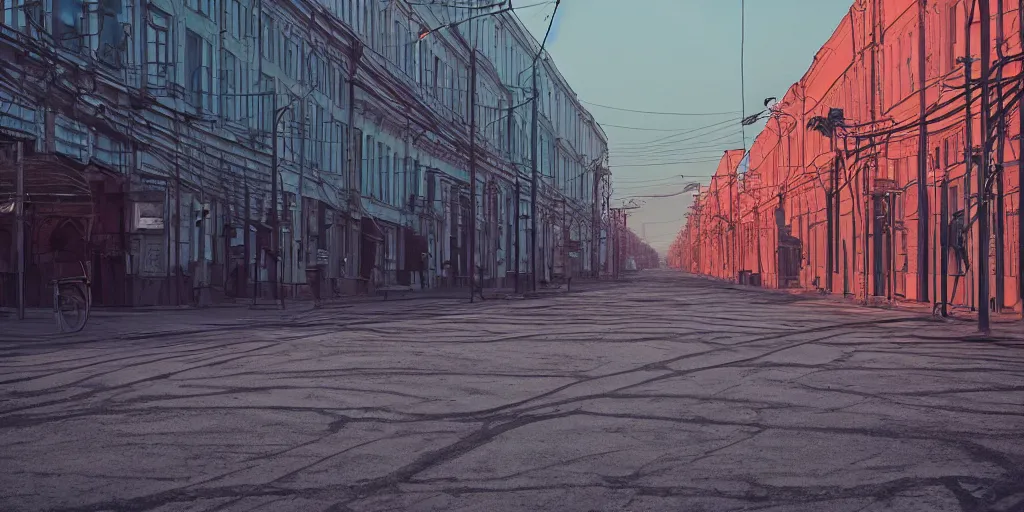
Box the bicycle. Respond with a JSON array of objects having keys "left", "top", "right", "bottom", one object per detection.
[{"left": 52, "top": 261, "right": 91, "bottom": 333}]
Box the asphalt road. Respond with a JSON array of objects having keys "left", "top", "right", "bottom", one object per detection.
[{"left": 2, "top": 271, "right": 1023, "bottom": 512}]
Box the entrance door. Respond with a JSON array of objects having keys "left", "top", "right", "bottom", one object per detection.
[{"left": 872, "top": 196, "right": 888, "bottom": 297}]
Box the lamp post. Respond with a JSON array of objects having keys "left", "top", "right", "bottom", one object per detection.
[{"left": 221, "top": 90, "right": 301, "bottom": 308}]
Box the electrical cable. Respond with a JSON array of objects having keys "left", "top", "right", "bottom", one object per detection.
[
  {"left": 740, "top": 0, "right": 747, "bottom": 151},
  {"left": 614, "top": 158, "right": 723, "bottom": 168},
  {"left": 580, "top": 100, "right": 741, "bottom": 117},
  {"left": 610, "top": 116, "right": 743, "bottom": 147}
]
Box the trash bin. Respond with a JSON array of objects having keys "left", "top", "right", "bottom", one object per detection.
[
  {"left": 738, "top": 270, "right": 751, "bottom": 285},
  {"left": 750, "top": 273, "right": 762, "bottom": 287}
]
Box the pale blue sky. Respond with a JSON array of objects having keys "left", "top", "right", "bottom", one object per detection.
[{"left": 520, "top": 0, "right": 853, "bottom": 253}]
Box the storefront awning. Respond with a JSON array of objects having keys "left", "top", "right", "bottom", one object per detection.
[{"left": 0, "top": 152, "right": 95, "bottom": 212}]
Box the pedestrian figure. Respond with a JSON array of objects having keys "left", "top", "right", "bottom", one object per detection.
[
  {"left": 949, "top": 210, "right": 969, "bottom": 274},
  {"left": 419, "top": 251, "right": 431, "bottom": 289},
  {"left": 474, "top": 264, "right": 487, "bottom": 301}
]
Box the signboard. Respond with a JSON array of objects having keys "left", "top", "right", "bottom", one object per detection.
[
  {"left": 565, "top": 240, "right": 581, "bottom": 251},
  {"left": 134, "top": 201, "right": 165, "bottom": 230}
]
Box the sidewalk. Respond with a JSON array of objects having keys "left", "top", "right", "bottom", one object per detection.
[
  {"left": 0, "top": 280, "right": 593, "bottom": 343},
  {"left": 0, "top": 274, "right": 622, "bottom": 344},
  {"left": 0, "top": 304, "right": 299, "bottom": 344},
  {"left": 681, "top": 270, "right": 1024, "bottom": 335}
]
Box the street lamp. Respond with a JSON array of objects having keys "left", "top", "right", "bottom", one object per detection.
[
  {"left": 806, "top": 107, "right": 846, "bottom": 294},
  {"left": 418, "top": 4, "right": 513, "bottom": 40}
]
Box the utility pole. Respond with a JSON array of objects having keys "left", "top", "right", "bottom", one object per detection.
[
  {"left": 244, "top": 180, "right": 253, "bottom": 301},
  {"left": 916, "top": 0, "right": 929, "bottom": 303},
  {"left": 508, "top": 104, "right": 520, "bottom": 294},
  {"left": 1019, "top": 0, "right": 1024, "bottom": 317},
  {"left": 994, "top": 0, "right": 1006, "bottom": 311},
  {"left": 468, "top": 49, "right": 478, "bottom": 302},
  {"left": 826, "top": 134, "right": 835, "bottom": 293},
  {"left": 961, "top": 5, "right": 975, "bottom": 312},
  {"left": 866, "top": 0, "right": 878, "bottom": 300},
  {"left": 978, "top": 0, "right": 992, "bottom": 333},
  {"left": 592, "top": 165, "right": 601, "bottom": 279},
  {"left": 269, "top": 93, "right": 286, "bottom": 308},
  {"left": 15, "top": 141, "right": 24, "bottom": 320},
  {"left": 530, "top": 62, "right": 539, "bottom": 292}
]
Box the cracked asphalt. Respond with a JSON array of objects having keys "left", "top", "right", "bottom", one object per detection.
[{"left": 2, "top": 270, "right": 1024, "bottom": 512}]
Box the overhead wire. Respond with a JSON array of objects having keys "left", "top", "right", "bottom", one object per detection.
[
  {"left": 610, "top": 117, "right": 744, "bottom": 148},
  {"left": 581, "top": 100, "right": 740, "bottom": 117}
]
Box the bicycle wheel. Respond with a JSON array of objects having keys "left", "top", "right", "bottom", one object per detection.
[{"left": 57, "top": 285, "right": 89, "bottom": 333}]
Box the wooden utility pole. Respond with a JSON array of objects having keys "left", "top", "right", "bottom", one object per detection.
[
  {"left": 468, "top": 49, "right": 478, "bottom": 302},
  {"left": 508, "top": 105, "right": 520, "bottom": 293},
  {"left": 530, "top": 63, "right": 539, "bottom": 292},
  {"left": 15, "top": 141, "right": 24, "bottom": 320},
  {"left": 866, "top": 0, "right": 878, "bottom": 301},
  {"left": 916, "top": 0, "right": 930, "bottom": 303},
  {"left": 1018, "top": 0, "right": 1024, "bottom": 317},
  {"left": 994, "top": 0, "right": 1006, "bottom": 311},
  {"left": 978, "top": 0, "right": 992, "bottom": 333}
]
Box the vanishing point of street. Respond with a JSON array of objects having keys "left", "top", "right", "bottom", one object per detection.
[{"left": 2, "top": 272, "right": 1023, "bottom": 512}]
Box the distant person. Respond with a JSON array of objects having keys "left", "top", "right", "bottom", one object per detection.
[{"left": 419, "top": 251, "right": 431, "bottom": 289}]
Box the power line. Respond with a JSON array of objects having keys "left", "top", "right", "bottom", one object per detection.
[
  {"left": 740, "top": 0, "right": 748, "bottom": 152},
  {"left": 616, "top": 188, "right": 696, "bottom": 199},
  {"left": 610, "top": 117, "right": 743, "bottom": 148},
  {"left": 535, "top": 0, "right": 560, "bottom": 61},
  {"left": 614, "top": 157, "right": 722, "bottom": 168},
  {"left": 615, "top": 174, "right": 687, "bottom": 185},
  {"left": 610, "top": 149, "right": 734, "bottom": 165},
  {"left": 610, "top": 132, "right": 743, "bottom": 155},
  {"left": 602, "top": 123, "right": 728, "bottom": 132},
  {"left": 582, "top": 100, "right": 740, "bottom": 117}
]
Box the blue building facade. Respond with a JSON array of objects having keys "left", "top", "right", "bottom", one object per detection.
[{"left": 0, "top": 0, "right": 608, "bottom": 306}]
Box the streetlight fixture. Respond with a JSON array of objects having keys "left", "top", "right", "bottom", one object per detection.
[
  {"left": 806, "top": 107, "right": 846, "bottom": 294},
  {"left": 418, "top": 4, "right": 513, "bottom": 40}
]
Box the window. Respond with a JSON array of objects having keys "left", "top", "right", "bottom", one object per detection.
[
  {"left": 221, "top": 50, "right": 238, "bottom": 121},
  {"left": 363, "top": 135, "right": 375, "bottom": 196},
  {"left": 187, "top": 0, "right": 214, "bottom": 19},
  {"left": 284, "top": 37, "right": 299, "bottom": 79},
  {"left": 262, "top": 14, "right": 276, "bottom": 63},
  {"left": 258, "top": 73, "right": 273, "bottom": 136},
  {"left": 378, "top": 142, "right": 386, "bottom": 201},
  {"left": 948, "top": 7, "right": 959, "bottom": 73},
  {"left": 186, "top": 30, "right": 213, "bottom": 112},
  {"left": 145, "top": 6, "right": 172, "bottom": 88},
  {"left": 2, "top": 0, "right": 28, "bottom": 31},
  {"left": 53, "top": 0, "right": 84, "bottom": 52},
  {"left": 228, "top": 0, "right": 251, "bottom": 39},
  {"left": 98, "top": 0, "right": 127, "bottom": 66},
  {"left": 393, "top": 153, "right": 401, "bottom": 206},
  {"left": 432, "top": 56, "right": 440, "bottom": 97},
  {"left": 335, "top": 67, "right": 347, "bottom": 108}
]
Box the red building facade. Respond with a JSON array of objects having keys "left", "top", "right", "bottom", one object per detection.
[{"left": 670, "top": 0, "right": 1023, "bottom": 316}]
